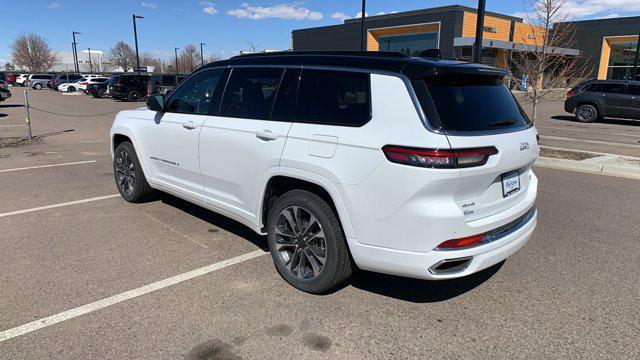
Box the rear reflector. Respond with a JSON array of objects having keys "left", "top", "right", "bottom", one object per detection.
[
  {"left": 382, "top": 145, "right": 498, "bottom": 169},
  {"left": 567, "top": 90, "right": 575, "bottom": 98},
  {"left": 436, "top": 233, "right": 486, "bottom": 249}
]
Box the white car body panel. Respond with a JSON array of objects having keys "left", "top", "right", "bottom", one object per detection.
[{"left": 110, "top": 67, "right": 538, "bottom": 281}]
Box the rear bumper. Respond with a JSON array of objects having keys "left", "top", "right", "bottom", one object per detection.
[
  {"left": 564, "top": 100, "right": 576, "bottom": 113},
  {"left": 347, "top": 206, "right": 537, "bottom": 280}
]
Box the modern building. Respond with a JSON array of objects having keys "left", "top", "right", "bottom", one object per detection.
[
  {"left": 50, "top": 50, "right": 106, "bottom": 73},
  {"left": 292, "top": 5, "right": 639, "bottom": 80}
]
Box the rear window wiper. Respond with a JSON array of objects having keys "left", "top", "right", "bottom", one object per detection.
[{"left": 488, "top": 118, "right": 517, "bottom": 127}]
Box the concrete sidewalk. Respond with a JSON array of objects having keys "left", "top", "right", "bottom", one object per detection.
[{"left": 536, "top": 146, "right": 640, "bottom": 179}]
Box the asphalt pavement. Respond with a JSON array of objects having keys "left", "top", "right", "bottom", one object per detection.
[{"left": 0, "top": 88, "right": 638, "bottom": 359}]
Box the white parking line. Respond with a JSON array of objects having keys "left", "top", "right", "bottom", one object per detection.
[
  {"left": 0, "top": 194, "right": 120, "bottom": 218},
  {"left": 540, "top": 135, "right": 640, "bottom": 149},
  {"left": 537, "top": 125, "right": 640, "bottom": 139},
  {"left": 0, "top": 250, "right": 267, "bottom": 342},
  {"left": 0, "top": 125, "right": 23, "bottom": 128},
  {"left": 0, "top": 160, "right": 97, "bottom": 173}
]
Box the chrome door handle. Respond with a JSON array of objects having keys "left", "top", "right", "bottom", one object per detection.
[
  {"left": 255, "top": 129, "right": 280, "bottom": 141},
  {"left": 182, "top": 121, "right": 198, "bottom": 130}
]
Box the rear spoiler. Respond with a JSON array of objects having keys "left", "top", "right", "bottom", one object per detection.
[{"left": 405, "top": 62, "right": 511, "bottom": 80}]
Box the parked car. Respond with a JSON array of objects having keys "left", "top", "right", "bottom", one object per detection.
[
  {"left": 0, "top": 79, "right": 8, "bottom": 90},
  {"left": 78, "top": 77, "right": 109, "bottom": 92},
  {"left": 6, "top": 73, "right": 18, "bottom": 85},
  {"left": 147, "top": 74, "right": 187, "bottom": 96},
  {"left": 25, "top": 74, "right": 55, "bottom": 89},
  {"left": 51, "top": 74, "right": 84, "bottom": 90},
  {"left": 565, "top": 80, "right": 640, "bottom": 122},
  {"left": 88, "top": 77, "right": 118, "bottom": 98},
  {"left": 110, "top": 51, "right": 539, "bottom": 293},
  {"left": 15, "top": 74, "right": 30, "bottom": 86},
  {"left": 105, "top": 75, "right": 121, "bottom": 98},
  {"left": 0, "top": 87, "right": 11, "bottom": 102},
  {"left": 109, "top": 74, "right": 150, "bottom": 101}
]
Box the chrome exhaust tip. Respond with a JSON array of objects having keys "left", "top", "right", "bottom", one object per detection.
[{"left": 429, "top": 257, "right": 472, "bottom": 275}]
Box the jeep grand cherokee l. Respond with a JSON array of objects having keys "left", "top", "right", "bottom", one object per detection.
[{"left": 110, "top": 51, "right": 539, "bottom": 293}]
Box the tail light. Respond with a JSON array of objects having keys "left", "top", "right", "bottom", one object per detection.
[
  {"left": 436, "top": 233, "right": 486, "bottom": 250},
  {"left": 382, "top": 145, "right": 498, "bottom": 169},
  {"left": 567, "top": 90, "right": 575, "bottom": 98},
  {"left": 81, "top": 82, "right": 88, "bottom": 85}
]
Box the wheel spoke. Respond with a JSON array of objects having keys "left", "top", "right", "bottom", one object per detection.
[
  {"left": 305, "top": 250, "right": 322, "bottom": 277},
  {"left": 307, "top": 244, "right": 326, "bottom": 266},
  {"left": 292, "top": 206, "right": 305, "bottom": 235},
  {"left": 275, "top": 226, "right": 295, "bottom": 238},
  {"left": 287, "top": 249, "right": 301, "bottom": 273},
  {"left": 281, "top": 209, "right": 300, "bottom": 236},
  {"left": 301, "top": 215, "right": 319, "bottom": 237},
  {"left": 298, "top": 249, "right": 307, "bottom": 278}
]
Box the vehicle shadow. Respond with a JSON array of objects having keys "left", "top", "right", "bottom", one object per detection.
[
  {"left": 551, "top": 115, "right": 640, "bottom": 127},
  {"left": 348, "top": 262, "right": 504, "bottom": 303},
  {"left": 0, "top": 113, "right": 7, "bottom": 118},
  {"left": 157, "top": 192, "right": 268, "bottom": 251},
  {"left": 0, "top": 104, "right": 24, "bottom": 108}
]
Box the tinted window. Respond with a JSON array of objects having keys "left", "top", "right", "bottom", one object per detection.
[
  {"left": 296, "top": 69, "right": 371, "bottom": 127},
  {"left": 166, "top": 69, "right": 226, "bottom": 115},
  {"left": 271, "top": 68, "right": 300, "bottom": 122},
  {"left": 423, "top": 74, "right": 531, "bottom": 132},
  {"left": 587, "top": 83, "right": 625, "bottom": 94},
  {"left": 220, "top": 67, "right": 283, "bottom": 120},
  {"left": 161, "top": 75, "right": 176, "bottom": 86},
  {"left": 628, "top": 84, "right": 640, "bottom": 96}
]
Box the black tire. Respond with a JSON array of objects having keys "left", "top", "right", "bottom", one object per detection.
[
  {"left": 97, "top": 88, "right": 107, "bottom": 98},
  {"left": 33, "top": 83, "right": 42, "bottom": 90},
  {"left": 127, "top": 90, "right": 141, "bottom": 102},
  {"left": 113, "top": 142, "right": 154, "bottom": 203},
  {"left": 68, "top": 86, "right": 76, "bottom": 92},
  {"left": 576, "top": 104, "right": 599, "bottom": 123},
  {"left": 267, "top": 190, "right": 353, "bottom": 294}
]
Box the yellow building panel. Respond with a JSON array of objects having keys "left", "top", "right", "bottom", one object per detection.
[
  {"left": 598, "top": 35, "right": 638, "bottom": 80},
  {"left": 367, "top": 23, "right": 440, "bottom": 52},
  {"left": 462, "top": 12, "right": 511, "bottom": 41},
  {"left": 513, "top": 23, "right": 545, "bottom": 45}
]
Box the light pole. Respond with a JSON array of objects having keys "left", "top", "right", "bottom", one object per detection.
[
  {"left": 174, "top": 47, "right": 180, "bottom": 75},
  {"left": 132, "top": 14, "right": 144, "bottom": 75},
  {"left": 87, "top": 48, "right": 93, "bottom": 74},
  {"left": 72, "top": 31, "right": 81, "bottom": 74},
  {"left": 472, "top": 0, "right": 487, "bottom": 63},
  {"left": 200, "top": 42, "right": 206, "bottom": 67},
  {"left": 360, "top": 0, "right": 366, "bottom": 51}
]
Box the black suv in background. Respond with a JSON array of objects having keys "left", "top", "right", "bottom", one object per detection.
[
  {"left": 148, "top": 74, "right": 186, "bottom": 96},
  {"left": 109, "top": 74, "right": 150, "bottom": 101},
  {"left": 565, "top": 80, "right": 640, "bottom": 122}
]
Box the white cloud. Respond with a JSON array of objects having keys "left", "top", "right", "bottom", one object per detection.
[
  {"left": 140, "top": 1, "right": 157, "bottom": 9},
  {"left": 331, "top": 12, "right": 350, "bottom": 21},
  {"left": 227, "top": 3, "right": 323, "bottom": 21},
  {"left": 199, "top": 1, "right": 217, "bottom": 15},
  {"left": 602, "top": 13, "right": 620, "bottom": 18},
  {"left": 49, "top": 2, "right": 61, "bottom": 8}
]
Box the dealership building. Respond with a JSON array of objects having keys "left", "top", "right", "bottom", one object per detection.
[{"left": 292, "top": 5, "right": 639, "bottom": 80}]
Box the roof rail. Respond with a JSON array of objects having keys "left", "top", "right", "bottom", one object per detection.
[{"left": 233, "top": 51, "right": 409, "bottom": 59}]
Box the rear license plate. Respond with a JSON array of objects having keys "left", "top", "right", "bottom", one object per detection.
[{"left": 501, "top": 170, "right": 520, "bottom": 198}]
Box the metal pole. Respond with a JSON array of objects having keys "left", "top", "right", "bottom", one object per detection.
[
  {"left": 472, "top": 0, "right": 487, "bottom": 63},
  {"left": 23, "top": 91, "right": 32, "bottom": 141},
  {"left": 200, "top": 43, "right": 206, "bottom": 67},
  {"left": 72, "top": 31, "right": 81, "bottom": 74},
  {"left": 174, "top": 47, "right": 179, "bottom": 75},
  {"left": 133, "top": 15, "right": 143, "bottom": 75},
  {"left": 360, "top": 0, "right": 366, "bottom": 51},
  {"left": 88, "top": 48, "right": 93, "bottom": 74},
  {"left": 71, "top": 42, "right": 77, "bottom": 74},
  {"left": 632, "top": 31, "right": 640, "bottom": 80}
]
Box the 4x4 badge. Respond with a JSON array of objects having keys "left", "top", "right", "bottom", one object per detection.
[{"left": 519, "top": 141, "right": 530, "bottom": 151}]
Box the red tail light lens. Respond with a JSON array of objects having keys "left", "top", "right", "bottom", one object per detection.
[
  {"left": 81, "top": 82, "right": 88, "bottom": 85},
  {"left": 436, "top": 233, "right": 486, "bottom": 249},
  {"left": 382, "top": 146, "right": 498, "bottom": 169},
  {"left": 567, "top": 90, "right": 575, "bottom": 97}
]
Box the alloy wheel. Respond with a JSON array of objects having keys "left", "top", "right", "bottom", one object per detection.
[
  {"left": 578, "top": 106, "right": 594, "bottom": 121},
  {"left": 115, "top": 150, "right": 136, "bottom": 196},
  {"left": 274, "top": 206, "right": 327, "bottom": 280}
]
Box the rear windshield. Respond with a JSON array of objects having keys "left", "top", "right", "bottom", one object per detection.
[{"left": 418, "top": 74, "right": 531, "bottom": 133}]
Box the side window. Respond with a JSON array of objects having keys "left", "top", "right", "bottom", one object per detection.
[
  {"left": 627, "top": 84, "right": 640, "bottom": 96},
  {"left": 271, "top": 68, "right": 300, "bottom": 122},
  {"left": 220, "top": 67, "right": 283, "bottom": 120},
  {"left": 591, "top": 83, "right": 625, "bottom": 94},
  {"left": 162, "top": 75, "right": 176, "bottom": 86},
  {"left": 296, "top": 69, "right": 371, "bottom": 127},
  {"left": 166, "top": 69, "right": 226, "bottom": 115}
]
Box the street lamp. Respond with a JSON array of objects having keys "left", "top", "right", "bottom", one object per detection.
[
  {"left": 200, "top": 42, "right": 206, "bottom": 67},
  {"left": 472, "top": 0, "right": 487, "bottom": 63},
  {"left": 72, "top": 31, "right": 81, "bottom": 74},
  {"left": 360, "top": 0, "right": 366, "bottom": 51},
  {"left": 132, "top": 14, "right": 144, "bottom": 75},
  {"left": 174, "top": 47, "right": 180, "bottom": 75}
]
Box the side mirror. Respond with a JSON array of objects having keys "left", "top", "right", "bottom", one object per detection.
[{"left": 147, "top": 94, "right": 165, "bottom": 112}]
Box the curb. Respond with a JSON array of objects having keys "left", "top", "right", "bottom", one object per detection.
[{"left": 535, "top": 156, "right": 640, "bottom": 180}]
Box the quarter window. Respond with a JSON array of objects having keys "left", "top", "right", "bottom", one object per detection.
[
  {"left": 220, "top": 67, "right": 283, "bottom": 120},
  {"left": 296, "top": 69, "right": 371, "bottom": 127},
  {"left": 166, "top": 69, "right": 226, "bottom": 115},
  {"left": 587, "top": 83, "right": 625, "bottom": 94},
  {"left": 271, "top": 68, "right": 300, "bottom": 122},
  {"left": 627, "top": 84, "right": 640, "bottom": 96}
]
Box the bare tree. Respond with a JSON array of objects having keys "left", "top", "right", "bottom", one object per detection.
[
  {"left": 140, "top": 52, "right": 164, "bottom": 72},
  {"left": 246, "top": 41, "right": 259, "bottom": 53},
  {"left": 178, "top": 44, "right": 200, "bottom": 73},
  {"left": 108, "top": 41, "right": 136, "bottom": 72},
  {"left": 10, "top": 33, "right": 59, "bottom": 72},
  {"left": 509, "top": 0, "right": 592, "bottom": 121}
]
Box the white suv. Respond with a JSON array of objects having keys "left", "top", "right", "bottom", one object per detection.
[{"left": 110, "top": 51, "right": 539, "bottom": 293}]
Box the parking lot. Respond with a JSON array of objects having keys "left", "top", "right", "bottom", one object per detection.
[{"left": 1, "top": 89, "right": 639, "bottom": 359}]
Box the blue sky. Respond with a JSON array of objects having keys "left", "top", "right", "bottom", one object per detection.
[{"left": 1, "top": 0, "right": 639, "bottom": 64}]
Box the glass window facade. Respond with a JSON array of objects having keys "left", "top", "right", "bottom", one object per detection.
[
  {"left": 378, "top": 32, "right": 438, "bottom": 56},
  {"left": 606, "top": 40, "right": 638, "bottom": 80}
]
